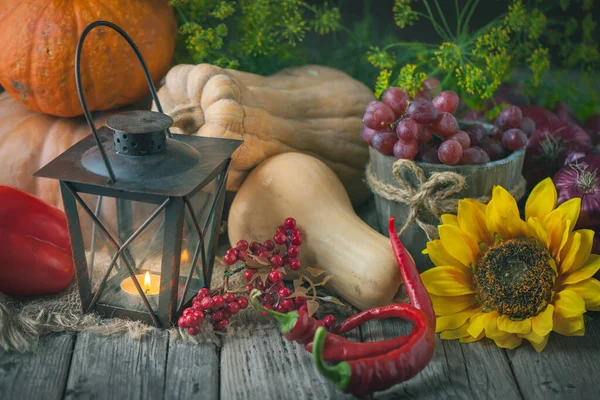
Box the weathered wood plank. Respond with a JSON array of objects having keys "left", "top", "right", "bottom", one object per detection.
[
  {"left": 361, "top": 318, "right": 522, "bottom": 399},
  {"left": 64, "top": 331, "right": 169, "bottom": 400},
  {"left": 164, "top": 337, "right": 220, "bottom": 400},
  {"left": 506, "top": 313, "right": 600, "bottom": 400},
  {"left": 0, "top": 333, "right": 74, "bottom": 400},
  {"left": 220, "top": 316, "right": 356, "bottom": 400}
]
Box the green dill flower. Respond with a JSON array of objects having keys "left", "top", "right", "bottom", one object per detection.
[
  {"left": 310, "top": 2, "right": 341, "bottom": 35},
  {"left": 280, "top": 10, "right": 308, "bottom": 45},
  {"left": 565, "top": 18, "right": 578, "bottom": 37},
  {"left": 583, "top": 0, "right": 593, "bottom": 11},
  {"left": 435, "top": 42, "right": 462, "bottom": 71},
  {"left": 560, "top": 0, "right": 570, "bottom": 11},
  {"left": 485, "top": 50, "right": 512, "bottom": 82},
  {"left": 527, "top": 9, "right": 546, "bottom": 40},
  {"left": 367, "top": 47, "right": 396, "bottom": 69},
  {"left": 505, "top": 0, "right": 526, "bottom": 32},
  {"left": 455, "top": 64, "right": 488, "bottom": 97},
  {"left": 474, "top": 27, "right": 510, "bottom": 56},
  {"left": 394, "top": 64, "right": 427, "bottom": 97},
  {"left": 565, "top": 43, "right": 600, "bottom": 71},
  {"left": 374, "top": 69, "right": 392, "bottom": 98},
  {"left": 582, "top": 13, "right": 597, "bottom": 43},
  {"left": 393, "top": 0, "right": 419, "bottom": 29},
  {"left": 211, "top": 1, "right": 237, "bottom": 19},
  {"left": 527, "top": 47, "right": 550, "bottom": 86}
]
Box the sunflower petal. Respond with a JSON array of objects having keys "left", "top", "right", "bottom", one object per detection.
[
  {"left": 563, "top": 254, "right": 600, "bottom": 284},
  {"left": 560, "top": 230, "right": 596, "bottom": 275},
  {"left": 497, "top": 315, "right": 533, "bottom": 334},
  {"left": 436, "top": 308, "right": 480, "bottom": 333},
  {"left": 564, "top": 278, "right": 600, "bottom": 311},
  {"left": 460, "top": 333, "right": 485, "bottom": 343},
  {"left": 441, "top": 214, "right": 459, "bottom": 227},
  {"left": 483, "top": 311, "right": 503, "bottom": 338},
  {"left": 531, "top": 304, "right": 554, "bottom": 336},
  {"left": 424, "top": 240, "right": 466, "bottom": 269},
  {"left": 525, "top": 178, "right": 557, "bottom": 221},
  {"left": 439, "top": 225, "right": 478, "bottom": 266},
  {"left": 553, "top": 314, "right": 585, "bottom": 336},
  {"left": 467, "top": 311, "right": 496, "bottom": 338},
  {"left": 557, "top": 198, "right": 581, "bottom": 229},
  {"left": 439, "top": 322, "right": 470, "bottom": 340},
  {"left": 492, "top": 333, "right": 523, "bottom": 349},
  {"left": 430, "top": 293, "right": 478, "bottom": 316},
  {"left": 554, "top": 290, "right": 586, "bottom": 319},
  {"left": 486, "top": 186, "right": 527, "bottom": 238},
  {"left": 520, "top": 331, "right": 550, "bottom": 352},
  {"left": 527, "top": 217, "right": 551, "bottom": 249},
  {"left": 421, "top": 266, "right": 475, "bottom": 296},
  {"left": 543, "top": 209, "right": 574, "bottom": 259},
  {"left": 458, "top": 199, "right": 492, "bottom": 244}
]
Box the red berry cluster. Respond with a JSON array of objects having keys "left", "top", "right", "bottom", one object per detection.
[
  {"left": 361, "top": 80, "right": 533, "bottom": 166},
  {"left": 178, "top": 287, "right": 249, "bottom": 335}
]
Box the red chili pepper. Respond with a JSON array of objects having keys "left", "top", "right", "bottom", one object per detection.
[
  {"left": 311, "top": 216, "right": 436, "bottom": 396},
  {"left": 0, "top": 186, "right": 74, "bottom": 296}
]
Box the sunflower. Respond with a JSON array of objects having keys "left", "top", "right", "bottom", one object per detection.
[{"left": 420, "top": 178, "right": 600, "bottom": 352}]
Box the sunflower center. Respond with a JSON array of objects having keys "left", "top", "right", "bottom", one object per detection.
[{"left": 474, "top": 238, "right": 556, "bottom": 319}]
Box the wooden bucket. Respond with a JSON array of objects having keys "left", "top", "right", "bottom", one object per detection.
[{"left": 368, "top": 146, "right": 526, "bottom": 272}]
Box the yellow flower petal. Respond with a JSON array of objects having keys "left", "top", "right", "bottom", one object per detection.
[
  {"left": 554, "top": 290, "right": 586, "bottom": 319},
  {"left": 439, "top": 225, "right": 478, "bottom": 266},
  {"left": 436, "top": 307, "right": 481, "bottom": 333},
  {"left": 531, "top": 304, "right": 554, "bottom": 337},
  {"left": 553, "top": 314, "right": 585, "bottom": 336},
  {"left": 563, "top": 254, "right": 600, "bottom": 284},
  {"left": 497, "top": 315, "right": 533, "bottom": 334},
  {"left": 460, "top": 333, "right": 484, "bottom": 343},
  {"left": 543, "top": 209, "right": 573, "bottom": 259},
  {"left": 483, "top": 311, "right": 503, "bottom": 338},
  {"left": 439, "top": 322, "right": 470, "bottom": 340},
  {"left": 421, "top": 266, "right": 475, "bottom": 296},
  {"left": 424, "top": 240, "right": 466, "bottom": 269},
  {"left": 467, "top": 311, "right": 496, "bottom": 338},
  {"left": 560, "top": 230, "right": 595, "bottom": 275},
  {"left": 486, "top": 185, "right": 528, "bottom": 238},
  {"left": 525, "top": 178, "right": 557, "bottom": 221},
  {"left": 564, "top": 278, "right": 600, "bottom": 311},
  {"left": 557, "top": 198, "right": 581, "bottom": 229},
  {"left": 520, "top": 331, "right": 550, "bottom": 352},
  {"left": 458, "top": 199, "right": 492, "bottom": 244},
  {"left": 441, "top": 214, "right": 459, "bottom": 227},
  {"left": 492, "top": 333, "right": 523, "bottom": 349},
  {"left": 527, "top": 217, "right": 551, "bottom": 250},
  {"left": 430, "top": 293, "right": 478, "bottom": 316}
]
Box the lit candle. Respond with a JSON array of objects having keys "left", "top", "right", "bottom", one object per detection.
[{"left": 120, "top": 271, "right": 160, "bottom": 296}]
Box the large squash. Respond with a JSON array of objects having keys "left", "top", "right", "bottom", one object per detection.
[
  {"left": 155, "top": 64, "right": 374, "bottom": 206},
  {"left": 0, "top": 0, "right": 177, "bottom": 117}
]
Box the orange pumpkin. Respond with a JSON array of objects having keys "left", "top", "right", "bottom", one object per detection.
[{"left": 0, "top": 0, "right": 177, "bottom": 117}]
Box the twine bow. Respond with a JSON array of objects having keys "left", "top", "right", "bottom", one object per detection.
[{"left": 365, "top": 159, "right": 527, "bottom": 241}]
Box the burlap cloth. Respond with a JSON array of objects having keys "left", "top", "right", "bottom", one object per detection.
[{"left": 0, "top": 237, "right": 358, "bottom": 353}]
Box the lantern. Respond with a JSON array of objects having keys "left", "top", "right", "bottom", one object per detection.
[{"left": 34, "top": 21, "right": 241, "bottom": 327}]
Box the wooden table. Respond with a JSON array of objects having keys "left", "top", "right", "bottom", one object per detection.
[{"left": 1, "top": 204, "right": 599, "bottom": 399}]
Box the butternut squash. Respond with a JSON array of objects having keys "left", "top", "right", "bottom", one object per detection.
[
  {"left": 155, "top": 64, "right": 375, "bottom": 206},
  {"left": 228, "top": 152, "right": 402, "bottom": 310}
]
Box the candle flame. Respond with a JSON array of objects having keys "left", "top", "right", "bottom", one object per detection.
[
  {"left": 144, "top": 271, "right": 151, "bottom": 293},
  {"left": 181, "top": 249, "right": 189, "bottom": 263}
]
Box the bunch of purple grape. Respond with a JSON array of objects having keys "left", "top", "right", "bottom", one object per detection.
[{"left": 361, "top": 84, "right": 533, "bottom": 165}]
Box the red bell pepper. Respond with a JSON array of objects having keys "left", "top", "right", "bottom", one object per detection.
[{"left": 0, "top": 186, "right": 74, "bottom": 296}]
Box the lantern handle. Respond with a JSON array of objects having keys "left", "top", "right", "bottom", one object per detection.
[{"left": 74, "top": 20, "right": 172, "bottom": 184}]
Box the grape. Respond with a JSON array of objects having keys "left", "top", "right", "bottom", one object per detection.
[
  {"left": 464, "top": 124, "right": 487, "bottom": 146},
  {"left": 438, "top": 140, "right": 463, "bottom": 165},
  {"left": 432, "top": 91, "right": 460, "bottom": 114},
  {"left": 416, "top": 77, "right": 441, "bottom": 100},
  {"left": 481, "top": 138, "right": 506, "bottom": 161},
  {"left": 395, "top": 118, "right": 419, "bottom": 141},
  {"left": 419, "top": 147, "right": 441, "bottom": 164},
  {"left": 448, "top": 130, "right": 471, "bottom": 150},
  {"left": 405, "top": 99, "right": 439, "bottom": 124},
  {"left": 519, "top": 116, "right": 536, "bottom": 136},
  {"left": 417, "top": 124, "right": 434, "bottom": 144},
  {"left": 360, "top": 125, "right": 377, "bottom": 145},
  {"left": 459, "top": 147, "right": 489, "bottom": 165},
  {"left": 372, "top": 131, "right": 398, "bottom": 155},
  {"left": 393, "top": 139, "right": 419, "bottom": 160},
  {"left": 431, "top": 112, "right": 458, "bottom": 137},
  {"left": 495, "top": 105, "right": 523, "bottom": 130},
  {"left": 382, "top": 87, "right": 409, "bottom": 119},
  {"left": 501, "top": 128, "right": 527, "bottom": 151},
  {"left": 363, "top": 101, "right": 395, "bottom": 130}
]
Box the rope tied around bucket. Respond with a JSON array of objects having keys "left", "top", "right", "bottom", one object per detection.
[{"left": 365, "top": 159, "right": 527, "bottom": 240}]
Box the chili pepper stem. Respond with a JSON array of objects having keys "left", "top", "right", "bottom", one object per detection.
[
  {"left": 249, "top": 289, "right": 299, "bottom": 334},
  {"left": 312, "top": 327, "right": 351, "bottom": 391}
]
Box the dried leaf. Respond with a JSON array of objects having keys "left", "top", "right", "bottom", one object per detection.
[
  {"left": 291, "top": 287, "right": 308, "bottom": 296},
  {"left": 292, "top": 279, "right": 304, "bottom": 290},
  {"left": 306, "top": 267, "right": 326, "bottom": 277},
  {"left": 246, "top": 254, "right": 270, "bottom": 267},
  {"left": 315, "top": 275, "right": 334, "bottom": 287},
  {"left": 306, "top": 300, "right": 320, "bottom": 316},
  {"left": 321, "top": 296, "right": 344, "bottom": 306}
]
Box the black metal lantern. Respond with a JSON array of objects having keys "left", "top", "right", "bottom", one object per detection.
[{"left": 34, "top": 21, "right": 241, "bottom": 327}]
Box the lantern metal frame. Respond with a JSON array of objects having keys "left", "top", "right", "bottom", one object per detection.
[{"left": 34, "top": 20, "right": 241, "bottom": 327}]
